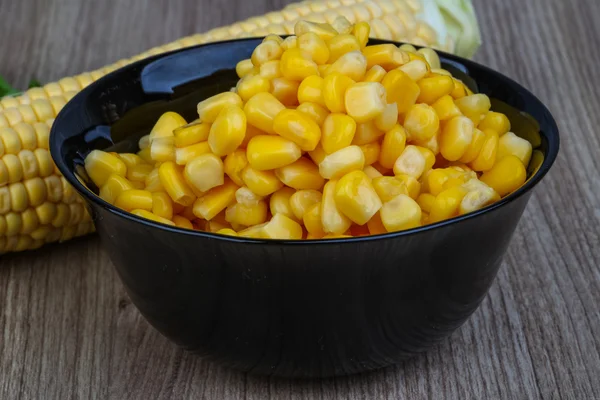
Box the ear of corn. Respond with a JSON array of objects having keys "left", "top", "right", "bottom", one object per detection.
[{"left": 0, "top": 0, "right": 480, "bottom": 254}]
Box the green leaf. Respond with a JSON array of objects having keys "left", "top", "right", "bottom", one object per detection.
[
  {"left": 0, "top": 75, "right": 19, "bottom": 97},
  {"left": 28, "top": 79, "right": 42, "bottom": 89}
]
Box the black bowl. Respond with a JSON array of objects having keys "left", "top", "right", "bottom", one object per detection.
[{"left": 50, "top": 38, "right": 559, "bottom": 378}]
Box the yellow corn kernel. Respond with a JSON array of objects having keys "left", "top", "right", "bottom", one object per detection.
[
  {"left": 480, "top": 155, "right": 527, "bottom": 197},
  {"left": 439, "top": 116, "right": 474, "bottom": 161},
  {"left": 497, "top": 132, "right": 533, "bottom": 166},
  {"left": 259, "top": 60, "right": 281, "bottom": 79},
  {"left": 130, "top": 209, "right": 175, "bottom": 226},
  {"left": 237, "top": 223, "right": 267, "bottom": 238},
  {"left": 326, "top": 50, "right": 367, "bottom": 81},
  {"left": 451, "top": 78, "right": 469, "bottom": 99},
  {"left": 296, "top": 102, "right": 329, "bottom": 126},
  {"left": 151, "top": 133, "right": 177, "bottom": 162},
  {"left": 137, "top": 147, "right": 152, "bottom": 163},
  {"left": 84, "top": 150, "right": 127, "bottom": 187},
  {"left": 149, "top": 111, "right": 187, "bottom": 140},
  {"left": 193, "top": 178, "right": 238, "bottom": 220},
  {"left": 331, "top": 15, "right": 352, "bottom": 34},
  {"left": 363, "top": 65, "right": 387, "bottom": 83},
  {"left": 236, "top": 75, "right": 271, "bottom": 102},
  {"left": 470, "top": 130, "right": 499, "bottom": 172},
  {"left": 251, "top": 40, "right": 283, "bottom": 66},
  {"left": 226, "top": 200, "right": 268, "bottom": 226},
  {"left": 344, "top": 81, "right": 386, "bottom": 123},
  {"left": 289, "top": 189, "right": 322, "bottom": 220},
  {"left": 144, "top": 168, "right": 163, "bottom": 192},
  {"left": 417, "top": 192, "right": 436, "bottom": 213},
  {"left": 34, "top": 202, "right": 55, "bottom": 225},
  {"left": 459, "top": 128, "right": 485, "bottom": 164},
  {"left": 352, "top": 120, "right": 385, "bottom": 146},
  {"left": 430, "top": 68, "right": 452, "bottom": 77},
  {"left": 417, "top": 48, "right": 441, "bottom": 69},
  {"left": 269, "top": 186, "right": 297, "bottom": 221},
  {"left": 44, "top": 175, "right": 62, "bottom": 203},
  {"left": 208, "top": 105, "right": 246, "bottom": 156},
  {"left": 281, "top": 35, "right": 298, "bottom": 50},
  {"left": 8, "top": 183, "right": 27, "bottom": 212},
  {"left": 273, "top": 109, "right": 321, "bottom": 151},
  {"left": 399, "top": 60, "right": 429, "bottom": 81},
  {"left": 263, "top": 34, "right": 283, "bottom": 44},
  {"left": 280, "top": 48, "right": 319, "bottom": 81},
  {"left": 318, "top": 63, "right": 330, "bottom": 75},
  {"left": 362, "top": 44, "right": 409, "bottom": 70},
  {"left": 247, "top": 135, "right": 302, "bottom": 170},
  {"left": 307, "top": 142, "right": 327, "bottom": 165},
  {"left": 298, "top": 32, "right": 330, "bottom": 64},
  {"left": 381, "top": 69, "right": 420, "bottom": 113},
  {"left": 429, "top": 186, "right": 468, "bottom": 223},
  {"left": 294, "top": 20, "right": 337, "bottom": 40},
  {"left": 377, "top": 124, "right": 407, "bottom": 170},
  {"left": 262, "top": 213, "right": 303, "bottom": 239},
  {"left": 223, "top": 149, "right": 248, "bottom": 187},
  {"left": 297, "top": 75, "right": 326, "bottom": 107},
  {"left": 395, "top": 173, "right": 421, "bottom": 200},
  {"left": 359, "top": 140, "right": 380, "bottom": 165},
  {"left": 321, "top": 113, "right": 356, "bottom": 154},
  {"left": 151, "top": 192, "right": 173, "bottom": 220},
  {"left": 327, "top": 34, "right": 361, "bottom": 63},
  {"left": 118, "top": 153, "right": 144, "bottom": 170},
  {"left": 158, "top": 161, "right": 196, "bottom": 206},
  {"left": 479, "top": 111, "right": 511, "bottom": 135},
  {"left": 303, "top": 202, "right": 325, "bottom": 237},
  {"left": 115, "top": 189, "right": 153, "bottom": 212},
  {"left": 171, "top": 215, "right": 193, "bottom": 229},
  {"left": 244, "top": 92, "right": 286, "bottom": 134},
  {"left": 352, "top": 21, "right": 370, "bottom": 48},
  {"left": 363, "top": 165, "right": 383, "bottom": 180},
  {"left": 216, "top": 228, "right": 238, "bottom": 236},
  {"left": 425, "top": 169, "right": 451, "bottom": 196},
  {"left": 236, "top": 59, "right": 256, "bottom": 78},
  {"left": 275, "top": 157, "right": 324, "bottom": 190},
  {"left": 334, "top": 170, "right": 382, "bottom": 225},
  {"left": 126, "top": 163, "right": 152, "bottom": 183},
  {"left": 374, "top": 102, "right": 398, "bottom": 132},
  {"left": 459, "top": 180, "right": 500, "bottom": 214},
  {"left": 455, "top": 94, "right": 491, "bottom": 124},
  {"left": 173, "top": 141, "right": 210, "bottom": 165},
  {"left": 23, "top": 177, "right": 46, "bottom": 207},
  {"left": 321, "top": 180, "right": 352, "bottom": 234},
  {"left": 184, "top": 153, "right": 224, "bottom": 192},
  {"left": 235, "top": 187, "right": 264, "bottom": 207},
  {"left": 197, "top": 92, "right": 243, "bottom": 123},
  {"left": 99, "top": 174, "right": 134, "bottom": 203},
  {"left": 322, "top": 73, "right": 355, "bottom": 113},
  {"left": 319, "top": 145, "right": 365, "bottom": 179},
  {"left": 417, "top": 75, "right": 455, "bottom": 104},
  {"left": 404, "top": 104, "right": 439, "bottom": 141},
  {"left": 13, "top": 123, "right": 36, "bottom": 150},
  {"left": 270, "top": 77, "right": 300, "bottom": 106},
  {"left": 393, "top": 145, "right": 427, "bottom": 179},
  {"left": 380, "top": 194, "right": 421, "bottom": 232},
  {"left": 432, "top": 95, "right": 462, "bottom": 121},
  {"left": 366, "top": 211, "right": 386, "bottom": 235},
  {"left": 18, "top": 150, "right": 38, "bottom": 179},
  {"left": 372, "top": 176, "right": 408, "bottom": 203},
  {"left": 241, "top": 166, "right": 283, "bottom": 196}
]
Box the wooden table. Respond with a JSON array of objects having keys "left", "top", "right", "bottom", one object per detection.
[{"left": 1, "top": 0, "right": 599, "bottom": 398}]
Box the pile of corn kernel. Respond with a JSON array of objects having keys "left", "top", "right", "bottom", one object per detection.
[{"left": 84, "top": 18, "right": 533, "bottom": 240}]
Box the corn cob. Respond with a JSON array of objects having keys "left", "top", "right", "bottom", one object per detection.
[{"left": 0, "top": 0, "right": 479, "bottom": 254}]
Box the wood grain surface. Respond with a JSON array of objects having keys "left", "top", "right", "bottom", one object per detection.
[{"left": 1, "top": 0, "right": 599, "bottom": 399}]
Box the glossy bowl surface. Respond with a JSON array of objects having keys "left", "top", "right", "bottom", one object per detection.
[{"left": 50, "top": 38, "right": 559, "bottom": 378}]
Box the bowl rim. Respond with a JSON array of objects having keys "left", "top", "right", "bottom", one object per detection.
[{"left": 51, "top": 37, "right": 560, "bottom": 245}]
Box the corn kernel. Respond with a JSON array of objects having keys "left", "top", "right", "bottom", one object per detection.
[
  {"left": 273, "top": 109, "right": 321, "bottom": 151},
  {"left": 267, "top": 77, "right": 298, "bottom": 106},
  {"left": 130, "top": 209, "right": 175, "bottom": 226},
  {"left": 236, "top": 59, "right": 256, "bottom": 78},
  {"left": 115, "top": 189, "right": 153, "bottom": 211},
  {"left": 150, "top": 136, "right": 175, "bottom": 162},
  {"left": 322, "top": 73, "right": 355, "bottom": 113},
  {"left": 399, "top": 60, "right": 429, "bottom": 81},
  {"left": 158, "top": 161, "right": 196, "bottom": 206},
  {"left": 308, "top": 143, "right": 327, "bottom": 165},
  {"left": 372, "top": 176, "right": 408, "bottom": 203},
  {"left": 149, "top": 111, "right": 186, "bottom": 139},
  {"left": 184, "top": 153, "right": 224, "bottom": 192},
  {"left": 224, "top": 149, "right": 248, "bottom": 187},
  {"left": 259, "top": 60, "right": 281, "bottom": 79},
  {"left": 262, "top": 213, "right": 303, "bottom": 239},
  {"left": 319, "top": 145, "right": 365, "bottom": 179},
  {"left": 344, "top": 82, "right": 386, "bottom": 123},
  {"left": 302, "top": 202, "right": 325, "bottom": 237},
  {"left": 296, "top": 102, "right": 329, "bottom": 126},
  {"left": 237, "top": 223, "right": 267, "bottom": 238},
  {"left": 281, "top": 35, "right": 298, "bottom": 50},
  {"left": 295, "top": 20, "right": 338, "bottom": 41},
  {"left": 197, "top": 92, "right": 243, "bottom": 123},
  {"left": 193, "top": 178, "right": 238, "bottom": 220},
  {"left": 226, "top": 200, "right": 268, "bottom": 226},
  {"left": 99, "top": 174, "right": 134, "bottom": 204},
  {"left": 84, "top": 150, "right": 127, "bottom": 187},
  {"left": 275, "top": 157, "right": 324, "bottom": 190},
  {"left": 280, "top": 48, "right": 319, "bottom": 81},
  {"left": 395, "top": 173, "right": 421, "bottom": 199},
  {"left": 269, "top": 186, "right": 297, "bottom": 221},
  {"left": 352, "top": 21, "right": 370, "bottom": 48},
  {"left": 366, "top": 211, "right": 386, "bottom": 235},
  {"left": 297, "top": 75, "right": 326, "bottom": 107},
  {"left": 321, "top": 180, "right": 352, "bottom": 234},
  {"left": 137, "top": 148, "right": 152, "bottom": 163},
  {"left": 374, "top": 102, "right": 398, "bottom": 132},
  {"left": 376, "top": 124, "right": 406, "bottom": 170},
  {"left": 235, "top": 187, "right": 264, "bottom": 206},
  {"left": 241, "top": 166, "right": 283, "bottom": 196},
  {"left": 289, "top": 189, "right": 322, "bottom": 220},
  {"left": 478, "top": 111, "right": 511, "bottom": 135},
  {"left": 237, "top": 75, "right": 271, "bottom": 102},
  {"left": 429, "top": 186, "right": 468, "bottom": 223},
  {"left": 393, "top": 145, "right": 426, "bottom": 178},
  {"left": 171, "top": 215, "right": 193, "bottom": 229},
  {"left": 144, "top": 168, "right": 163, "bottom": 192},
  {"left": 470, "top": 130, "right": 499, "bottom": 172},
  {"left": 298, "top": 32, "right": 330, "bottom": 64},
  {"left": 380, "top": 194, "right": 421, "bottom": 232},
  {"left": 480, "top": 155, "right": 527, "bottom": 197},
  {"left": 455, "top": 94, "right": 491, "bottom": 124},
  {"left": 404, "top": 104, "right": 439, "bottom": 141},
  {"left": 321, "top": 113, "right": 356, "bottom": 154},
  {"left": 333, "top": 170, "right": 382, "bottom": 225},
  {"left": 362, "top": 44, "right": 409, "bottom": 70},
  {"left": 216, "top": 228, "right": 238, "bottom": 236},
  {"left": 497, "top": 132, "right": 533, "bottom": 166},
  {"left": 457, "top": 128, "right": 484, "bottom": 164},
  {"left": 327, "top": 34, "right": 361, "bottom": 63},
  {"left": 244, "top": 92, "right": 286, "bottom": 134},
  {"left": 151, "top": 192, "right": 173, "bottom": 220},
  {"left": 318, "top": 63, "right": 330, "bottom": 76},
  {"left": 417, "top": 192, "right": 436, "bottom": 213},
  {"left": 432, "top": 95, "right": 462, "bottom": 121},
  {"left": 381, "top": 69, "right": 420, "bottom": 113},
  {"left": 439, "top": 116, "right": 474, "bottom": 161},
  {"left": 251, "top": 40, "right": 283, "bottom": 66},
  {"left": 363, "top": 65, "right": 387, "bottom": 83},
  {"left": 174, "top": 141, "right": 211, "bottom": 165},
  {"left": 326, "top": 50, "right": 367, "bottom": 81},
  {"left": 417, "top": 48, "right": 441, "bottom": 69},
  {"left": 417, "top": 75, "right": 455, "bottom": 104},
  {"left": 459, "top": 180, "right": 500, "bottom": 214},
  {"left": 247, "top": 135, "right": 302, "bottom": 170}
]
